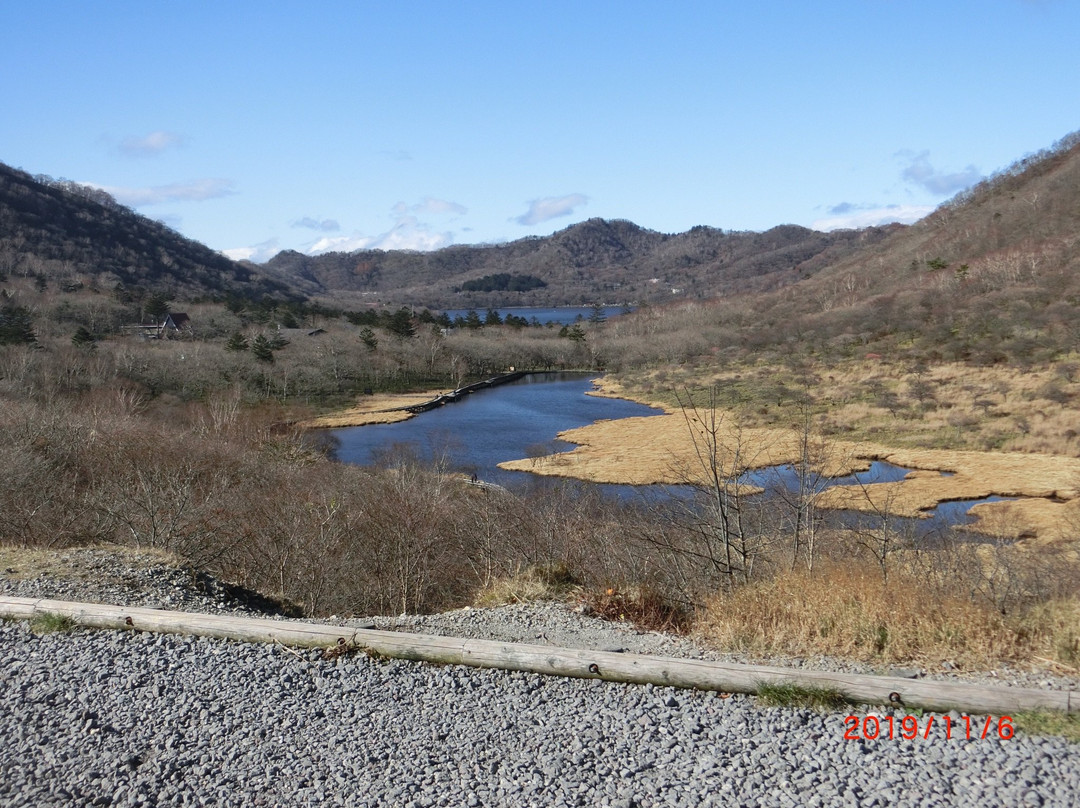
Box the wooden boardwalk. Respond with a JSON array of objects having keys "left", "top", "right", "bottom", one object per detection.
[{"left": 396, "top": 371, "right": 528, "bottom": 413}]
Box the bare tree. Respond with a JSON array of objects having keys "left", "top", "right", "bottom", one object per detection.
[
  {"left": 660, "top": 387, "right": 772, "bottom": 593},
  {"left": 844, "top": 477, "right": 909, "bottom": 584},
  {"left": 769, "top": 398, "right": 834, "bottom": 574}
]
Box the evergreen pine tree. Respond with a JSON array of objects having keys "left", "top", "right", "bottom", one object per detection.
[
  {"left": 251, "top": 334, "right": 275, "bottom": 363},
  {"left": 0, "top": 302, "right": 36, "bottom": 345},
  {"left": 71, "top": 326, "right": 96, "bottom": 349},
  {"left": 225, "top": 331, "right": 249, "bottom": 352}
]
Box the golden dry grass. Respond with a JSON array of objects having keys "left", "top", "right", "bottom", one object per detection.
[
  {"left": 500, "top": 371, "right": 1080, "bottom": 542},
  {"left": 618, "top": 358, "right": 1080, "bottom": 456},
  {"left": 0, "top": 544, "right": 182, "bottom": 581},
  {"left": 815, "top": 448, "right": 1080, "bottom": 524},
  {"left": 472, "top": 564, "right": 581, "bottom": 607},
  {"left": 498, "top": 406, "right": 877, "bottom": 485},
  {"left": 300, "top": 392, "right": 441, "bottom": 427},
  {"left": 695, "top": 560, "right": 1080, "bottom": 670}
]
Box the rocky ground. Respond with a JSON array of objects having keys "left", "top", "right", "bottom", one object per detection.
[{"left": 1, "top": 546, "right": 1077, "bottom": 807}]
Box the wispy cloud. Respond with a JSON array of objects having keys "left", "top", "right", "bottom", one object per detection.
[
  {"left": 292, "top": 216, "right": 341, "bottom": 232},
  {"left": 826, "top": 202, "right": 860, "bottom": 216},
  {"left": 90, "top": 178, "right": 236, "bottom": 206},
  {"left": 118, "top": 130, "right": 186, "bottom": 157},
  {"left": 812, "top": 203, "right": 933, "bottom": 231},
  {"left": 899, "top": 150, "right": 983, "bottom": 196},
  {"left": 514, "top": 193, "right": 588, "bottom": 226},
  {"left": 304, "top": 197, "right": 466, "bottom": 254},
  {"left": 405, "top": 197, "right": 467, "bottom": 216}
]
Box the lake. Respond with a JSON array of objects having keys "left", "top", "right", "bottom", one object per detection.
[{"left": 441, "top": 306, "right": 632, "bottom": 326}]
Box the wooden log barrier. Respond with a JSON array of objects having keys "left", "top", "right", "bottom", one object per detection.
[{"left": 1, "top": 596, "right": 1074, "bottom": 716}]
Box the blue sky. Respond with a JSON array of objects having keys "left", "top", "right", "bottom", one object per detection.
[{"left": 2, "top": 1, "right": 1077, "bottom": 263}]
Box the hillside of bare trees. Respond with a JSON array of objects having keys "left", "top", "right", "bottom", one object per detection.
[
  {"left": 0, "top": 163, "right": 298, "bottom": 303},
  {"left": 592, "top": 130, "right": 1080, "bottom": 372}
]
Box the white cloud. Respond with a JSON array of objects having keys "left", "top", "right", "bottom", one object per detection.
[
  {"left": 302, "top": 198, "right": 465, "bottom": 255},
  {"left": 812, "top": 204, "right": 934, "bottom": 231},
  {"left": 410, "top": 197, "right": 467, "bottom": 216},
  {"left": 292, "top": 216, "right": 341, "bottom": 232},
  {"left": 514, "top": 193, "right": 588, "bottom": 226},
  {"left": 119, "top": 130, "right": 186, "bottom": 157},
  {"left": 374, "top": 215, "right": 454, "bottom": 251},
  {"left": 899, "top": 150, "right": 983, "bottom": 196},
  {"left": 306, "top": 235, "right": 377, "bottom": 254},
  {"left": 90, "top": 178, "right": 235, "bottom": 206},
  {"left": 308, "top": 218, "right": 453, "bottom": 254}
]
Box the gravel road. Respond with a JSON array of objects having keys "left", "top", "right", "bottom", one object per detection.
[{"left": 1, "top": 548, "right": 1078, "bottom": 807}]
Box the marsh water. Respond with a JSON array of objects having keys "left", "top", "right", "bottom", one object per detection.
[
  {"left": 331, "top": 372, "right": 1004, "bottom": 537},
  {"left": 331, "top": 372, "right": 662, "bottom": 491}
]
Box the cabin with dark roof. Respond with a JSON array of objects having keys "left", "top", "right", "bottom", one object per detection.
[{"left": 126, "top": 312, "right": 191, "bottom": 339}]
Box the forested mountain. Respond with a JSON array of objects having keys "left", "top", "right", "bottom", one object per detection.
[
  {"left": 0, "top": 163, "right": 296, "bottom": 302},
  {"left": 262, "top": 218, "right": 897, "bottom": 307},
  {"left": 725, "top": 129, "right": 1080, "bottom": 364},
  {"left": 0, "top": 158, "right": 894, "bottom": 309}
]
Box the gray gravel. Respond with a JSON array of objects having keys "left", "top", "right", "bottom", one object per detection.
[
  {"left": 0, "top": 547, "right": 296, "bottom": 618},
  {"left": 2, "top": 548, "right": 1078, "bottom": 806}
]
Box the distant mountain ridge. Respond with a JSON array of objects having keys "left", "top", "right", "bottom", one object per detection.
[
  {"left": 260, "top": 218, "right": 900, "bottom": 307},
  {"left": 0, "top": 158, "right": 895, "bottom": 308}
]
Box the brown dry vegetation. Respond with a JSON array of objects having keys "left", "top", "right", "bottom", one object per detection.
[
  {"left": 2, "top": 288, "right": 1078, "bottom": 671},
  {"left": 611, "top": 358, "right": 1080, "bottom": 457},
  {"left": 499, "top": 377, "right": 1080, "bottom": 669},
  {"left": 698, "top": 557, "right": 1080, "bottom": 670}
]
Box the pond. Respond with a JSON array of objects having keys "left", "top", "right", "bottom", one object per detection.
[
  {"left": 739, "top": 461, "right": 1011, "bottom": 536},
  {"left": 331, "top": 372, "right": 663, "bottom": 489}
]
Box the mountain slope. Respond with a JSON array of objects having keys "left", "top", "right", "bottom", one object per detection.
[
  {"left": 633, "top": 129, "right": 1080, "bottom": 367},
  {"left": 0, "top": 163, "right": 296, "bottom": 301}
]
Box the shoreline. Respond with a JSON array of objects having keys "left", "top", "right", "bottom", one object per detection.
[
  {"left": 301, "top": 374, "right": 1079, "bottom": 544},
  {"left": 299, "top": 392, "right": 437, "bottom": 428}
]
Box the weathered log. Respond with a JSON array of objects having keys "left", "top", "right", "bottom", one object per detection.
[{"left": 1, "top": 596, "right": 1073, "bottom": 715}]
